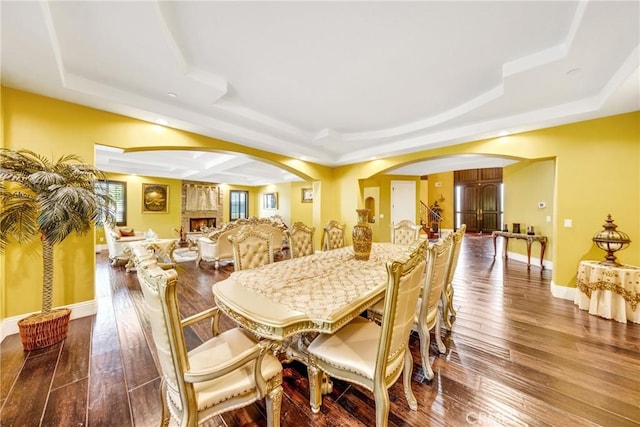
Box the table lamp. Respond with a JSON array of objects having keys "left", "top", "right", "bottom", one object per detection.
[{"left": 592, "top": 214, "right": 631, "bottom": 266}]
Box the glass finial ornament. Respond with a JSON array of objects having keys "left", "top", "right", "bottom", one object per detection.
[{"left": 592, "top": 214, "right": 631, "bottom": 266}]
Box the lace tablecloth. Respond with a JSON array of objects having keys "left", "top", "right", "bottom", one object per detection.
[
  {"left": 229, "top": 243, "right": 411, "bottom": 322},
  {"left": 574, "top": 260, "right": 640, "bottom": 323}
]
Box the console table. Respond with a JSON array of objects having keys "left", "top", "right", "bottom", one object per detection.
[
  {"left": 574, "top": 260, "right": 640, "bottom": 323},
  {"left": 492, "top": 231, "right": 547, "bottom": 269}
]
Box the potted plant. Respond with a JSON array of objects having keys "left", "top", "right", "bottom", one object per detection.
[{"left": 0, "top": 148, "right": 114, "bottom": 350}]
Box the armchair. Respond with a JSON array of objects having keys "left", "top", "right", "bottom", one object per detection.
[
  {"left": 197, "top": 217, "right": 286, "bottom": 269},
  {"left": 130, "top": 244, "right": 283, "bottom": 427},
  {"left": 104, "top": 222, "right": 145, "bottom": 266}
]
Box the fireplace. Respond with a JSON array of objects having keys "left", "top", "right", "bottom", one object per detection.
[{"left": 190, "top": 217, "right": 216, "bottom": 232}]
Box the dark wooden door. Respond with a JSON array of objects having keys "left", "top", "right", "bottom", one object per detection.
[
  {"left": 479, "top": 183, "right": 500, "bottom": 232},
  {"left": 456, "top": 168, "right": 502, "bottom": 233},
  {"left": 460, "top": 184, "right": 480, "bottom": 232}
]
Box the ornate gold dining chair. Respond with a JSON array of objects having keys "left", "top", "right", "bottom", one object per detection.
[
  {"left": 442, "top": 224, "right": 466, "bottom": 330},
  {"left": 306, "top": 240, "right": 428, "bottom": 426},
  {"left": 321, "top": 220, "right": 346, "bottom": 251},
  {"left": 130, "top": 244, "right": 284, "bottom": 427},
  {"left": 392, "top": 220, "right": 421, "bottom": 245},
  {"left": 415, "top": 233, "right": 453, "bottom": 379},
  {"left": 285, "top": 221, "right": 315, "bottom": 258},
  {"left": 228, "top": 226, "right": 274, "bottom": 271},
  {"left": 368, "top": 232, "right": 452, "bottom": 380}
]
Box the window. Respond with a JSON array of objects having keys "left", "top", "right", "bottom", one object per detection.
[
  {"left": 230, "top": 190, "right": 249, "bottom": 220},
  {"left": 97, "top": 180, "right": 127, "bottom": 226}
]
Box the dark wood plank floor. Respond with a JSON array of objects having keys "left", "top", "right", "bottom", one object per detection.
[{"left": 2, "top": 235, "right": 639, "bottom": 426}]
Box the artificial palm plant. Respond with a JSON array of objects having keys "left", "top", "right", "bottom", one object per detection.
[{"left": 0, "top": 148, "right": 114, "bottom": 349}]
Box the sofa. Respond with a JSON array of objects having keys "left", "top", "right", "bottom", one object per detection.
[
  {"left": 196, "top": 216, "right": 287, "bottom": 269},
  {"left": 104, "top": 223, "right": 146, "bottom": 266}
]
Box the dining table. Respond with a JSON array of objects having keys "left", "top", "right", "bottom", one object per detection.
[{"left": 212, "top": 242, "right": 413, "bottom": 342}]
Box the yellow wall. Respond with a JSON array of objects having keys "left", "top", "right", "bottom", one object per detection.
[
  {"left": 2, "top": 86, "right": 639, "bottom": 323},
  {"left": 327, "top": 112, "right": 639, "bottom": 289},
  {"left": 426, "top": 171, "right": 454, "bottom": 230},
  {"left": 420, "top": 178, "right": 429, "bottom": 205},
  {"left": 359, "top": 175, "right": 422, "bottom": 242},
  {"left": 503, "top": 159, "right": 555, "bottom": 262},
  {"left": 3, "top": 90, "right": 101, "bottom": 316},
  {"left": 102, "top": 173, "right": 183, "bottom": 238},
  {"left": 549, "top": 117, "right": 639, "bottom": 286},
  {"left": 289, "top": 181, "right": 314, "bottom": 228},
  {"left": 258, "top": 183, "right": 291, "bottom": 222}
]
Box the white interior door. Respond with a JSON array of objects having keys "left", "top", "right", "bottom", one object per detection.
[{"left": 391, "top": 180, "right": 416, "bottom": 227}]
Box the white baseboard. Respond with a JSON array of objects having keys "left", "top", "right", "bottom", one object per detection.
[
  {"left": 505, "top": 252, "right": 575, "bottom": 300},
  {"left": 96, "top": 243, "right": 108, "bottom": 253},
  {"left": 550, "top": 280, "right": 576, "bottom": 301},
  {"left": 0, "top": 300, "right": 97, "bottom": 343},
  {"left": 505, "top": 251, "right": 553, "bottom": 270}
]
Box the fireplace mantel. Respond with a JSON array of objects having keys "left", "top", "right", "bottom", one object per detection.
[{"left": 181, "top": 181, "right": 223, "bottom": 236}]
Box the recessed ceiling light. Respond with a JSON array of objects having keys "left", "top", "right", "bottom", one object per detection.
[
  {"left": 155, "top": 119, "right": 169, "bottom": 126},
  {"left": 566, "top": 68, "right": 581, "bottom": 76},
  {"left": 168, "top": 92, "right": 177, "bottom": 97}
]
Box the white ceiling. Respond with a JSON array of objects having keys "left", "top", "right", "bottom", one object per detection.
[{"left": 2, "top": 1, "right": 638, "bottom": 185}]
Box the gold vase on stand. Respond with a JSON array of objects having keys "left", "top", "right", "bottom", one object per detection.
[{"left": 353, "top": 208, "right": 373, "bottom": 260}]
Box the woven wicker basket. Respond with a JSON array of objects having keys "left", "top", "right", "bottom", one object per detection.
[{"left": 17, "top": 308, "right": 71, "bottom": 350}]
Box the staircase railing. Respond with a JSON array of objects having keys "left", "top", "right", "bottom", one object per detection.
[{"left": 420, "top": 201, "right": 443, "bottom": 237}]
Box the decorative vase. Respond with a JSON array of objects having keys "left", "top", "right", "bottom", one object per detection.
[{"left": 353, "top": 209, "right": 373, "bottom": 260}]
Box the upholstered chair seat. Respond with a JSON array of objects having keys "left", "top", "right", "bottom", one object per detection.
[
  {"left": 130, "top": 244, "right": 283, "bottom": 426},
  {"left": 307, "top": 240, "right": 427, "bottom": 427},
  {"left": 181, "top": 328, "right": 282, "bottom": 412}
]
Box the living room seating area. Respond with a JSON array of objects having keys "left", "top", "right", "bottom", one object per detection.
[
  {"left": 104, "top": 222, "right": 146, "bottom": 266},
  {"left": 196, "top": 216, "right": 288, "bottom": 269}
]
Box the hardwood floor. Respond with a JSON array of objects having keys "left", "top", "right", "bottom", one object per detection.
[{"left": 2, "top": 235, "right": 639, "bottom": 426}]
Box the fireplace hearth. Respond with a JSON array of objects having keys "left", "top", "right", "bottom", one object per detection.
[{"left": 190, "top": 217, "right": 216, "bottom": 232}]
